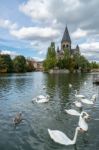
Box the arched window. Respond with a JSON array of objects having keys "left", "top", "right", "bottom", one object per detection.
[
  {"left": 66, "top": 44, "right": 68, "bottom": 48},
  {"left": 63, "top": 44, "right": 65, "bottom": 49}
]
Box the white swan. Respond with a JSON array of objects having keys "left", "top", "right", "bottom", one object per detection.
[
  {"left": 73, "top": 101, "right": 83, "bottom": 108},
  {"left": 37, "top": 95, "right": 46, "bottom": 99},
  {"left": 80, "top": 95, "right": 96, "bottom": 105},
  {"left": 65, "top": 109, "right": 80, "bottom": 116},
  {"left": 65, "top": 110, "right": 89, "bottom": 131},
  {"left": 48, "top": 127, "right": 82, "bottom": 145},
  {"left": 78, "top": 112, "right": 88, "bottom": 131},
  {"left": 69, "top": 84, "right": 72, "bottom": 88},
  {"left": 33, "top": 95, "right": 50, "bottom": 103},
  {"left": 65, "top": 109, "right": 89, "bottom": 117},
  {"left": 75, "top": 90, "right": 85, "bottom": 98},
  {"left": 43, "top": 85, "right": 46, "bottom": 89}
]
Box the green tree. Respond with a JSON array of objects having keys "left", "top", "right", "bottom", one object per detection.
[
  {"left": 43, "top": 42, "right": 56, "bottom": 71},
  {"left": 13, "top": 55, "right": 26, "bottom": 73},
  {"left": 0, "top": 54, "right": 13, "bottom": 73},
  {"left": 26, "top": 60, "right": 35, "bottom": 72},
  {"left": 90, "top": 61, "right": 99, "bottom": 69}
]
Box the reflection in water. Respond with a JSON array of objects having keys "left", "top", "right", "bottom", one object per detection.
[{"left": 0, "top": 72, "right": 99, "bottom": 150}]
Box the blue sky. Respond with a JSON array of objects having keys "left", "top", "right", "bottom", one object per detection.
[{"left": 0, "top": 0, "right": 99, "bottom": 62}]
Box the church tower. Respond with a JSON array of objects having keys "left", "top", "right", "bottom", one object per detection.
[{"left": 61, "top": 26, "right": 71, "bottom": 51}]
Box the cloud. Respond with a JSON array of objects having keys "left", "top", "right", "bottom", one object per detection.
[
  {"left": 0, "top": 50, "right": 19, "bottom": 58},
  {"left": 33, "top": 56, "right": 44, "bottom": 61},
  {"left": 80, "top": 41, "right": 99, "bottom": 62},
  {"left": 71, "top": 28, "right": 88, "bottom": 39},
  {"left": 10, "top": 26, "right": 59, "bottom": 40},
  {"left": 0, "top": 19, "right": 18, "bottom": 30},
  {"left": 80, "top": 42, "right": 99, "bottom": 51},
  {"left": 19, "top": 0, "right": 51, "bottom": 21},
  {"left": 1, "top": 0, "right": 99, "bottom": 62}
]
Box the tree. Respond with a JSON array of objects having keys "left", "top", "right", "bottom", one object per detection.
[
  {"left": 13, "top": 55, "right": 26, "bottom": 73},
  {"left": 79, "top": 55, "right": 90, "bottom": 71},
  {"left": 0, "top": 54, "right": 13, "bottom": 73},
  {"left": 43, "top": 42, "right": 56, "bottom": 71},
  {"left": 90, "top": 61, "right": 99, "bottom": 69},
  {"left": 26, "top": 60, "right": 35, "bottom": 72}
]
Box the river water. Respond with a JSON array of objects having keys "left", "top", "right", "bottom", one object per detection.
[{"left": 0, "top": 72, "right": 99, "bottom": 150}]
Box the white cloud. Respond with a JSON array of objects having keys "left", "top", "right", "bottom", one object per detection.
[
  {"left": 72, "top": 28, "right": 88, "bottom": 39},
  {"left": 0, "top": 19, "right": 18, "bottom": 30},
  {"left": 10, "top": 26, "right": 59, "bottom": 40},
  {"left": 0, "top": 50, "right": 19, "bottom": 58},
  {"left": 19, "top": 0, "right": 51, "bottom": 21},
  {"left": 33, "top": 56, "right": 44, "bottom": 61},
  {"left": 80, "top": 42, "right": 99, "bottom": 51},
  {"left": 80, "top": 41, "right": 99, "bottom": 62}
]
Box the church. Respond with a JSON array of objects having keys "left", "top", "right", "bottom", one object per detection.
[{"left": 57, "top": 26, "right": 80, "bottom": 59}]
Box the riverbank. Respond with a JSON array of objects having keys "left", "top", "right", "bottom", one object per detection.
[{"left": 49, "top": 69, "right": 81, "bottom": 74}]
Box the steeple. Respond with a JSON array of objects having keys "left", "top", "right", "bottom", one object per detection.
[
  {"left": 61, "top": 26, "right": 71, "bottom": 51},
  {"left": 61, "top": 26, "right": 71, "bottom": 43}
]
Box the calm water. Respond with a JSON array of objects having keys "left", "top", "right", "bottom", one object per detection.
[{"left": 0, "top": 72, "right": 99, "bottom": 150}]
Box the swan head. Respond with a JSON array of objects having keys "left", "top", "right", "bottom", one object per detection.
[
  {"left": 91, "top": 95, "right": 96, "bottom": 102},
  {"left": 46, "top": 95, "right": 50, "bottom": 99},
  {"left": 80, "top": 111, "right": 90, "bottom": 120}
]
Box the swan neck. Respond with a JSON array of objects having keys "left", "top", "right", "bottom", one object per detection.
[
  {"left": 75, "top": 90, "right": 77, "bottom": 95},
  {"left": 73, "top": 127, "right": 79, "bottom": 144}
]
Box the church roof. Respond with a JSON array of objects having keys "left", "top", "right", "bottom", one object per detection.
[{"left": 61, "top": 26, "right": 71, "bottom": 43}]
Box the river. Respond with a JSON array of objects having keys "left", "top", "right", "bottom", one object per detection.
[{"left": 0, "top": 72, "right": 99, "bottom": 150}]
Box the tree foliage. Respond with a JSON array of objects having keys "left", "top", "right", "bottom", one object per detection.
[
  {"left": 26, "top": 60, "right": 35, "bottom": 72},
  {"left": 43, "top": 42, "right": 91, "bottom": 72},
  {"left": 13, "top": 55, "right": 26, "bottom": 73},
  {"left": 43, "top": 42, "right": 56, "bottom": 71},
  {"left": 0, "top": 54, "right": 13, "bottom": 73}
]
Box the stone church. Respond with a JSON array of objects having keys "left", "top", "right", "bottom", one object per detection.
[{"left": 57, "top": 26, "right": 80, "bottom": 59}]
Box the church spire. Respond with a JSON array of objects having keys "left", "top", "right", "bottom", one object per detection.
[{"left": 61, "top": 26, "right": 71, "bottom": 43}]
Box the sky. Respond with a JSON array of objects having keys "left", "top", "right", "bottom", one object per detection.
[{"left": 0, "top": 0, "right": 99, "bottom": 62}]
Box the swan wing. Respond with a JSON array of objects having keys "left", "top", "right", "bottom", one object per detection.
[
  {"left": 81, "top": 99, "right": 93, "bottom": 104},
  {"left": 37, "top": 95, "right": 45, "bottom": 99},
  {"left": 48, "top": 129, "right": 72, "bottom": 145},
  {"left": 36, "top": 98, "right": 49, "bottom": 103},
  {"left": 75, "top": 95, "right": 85, "bottom": 98},
  {"left": 78, "top": 118, "right": 88, "bottom": 131},
  {"left": 74, "top": 101, "right": 82, "bottom": 108},
  {"left": 65, "top": 109, "right": 80, "bottom": 116}
]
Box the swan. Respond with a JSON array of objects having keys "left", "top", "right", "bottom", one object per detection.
[
  {"left": 13, "top": 112, "right": 22, "bottom": 125},
  {"left": 69, "top": 84, "right": 72, "bottom": 88},
  {"left": 65, "top": 109, "right": 89, "bottom": 118},
  {"left": 78, "top": 112, "right": 89, "bottom": 131},
  {"left": 34, "top": 95, "right": 50, "bottom": 103},
  {"left": 48, "top": 127, "right": 82, "bottom": 146},
  {"left": 75, "top": 90, "right": 85, "bottom": 98},
  {"left": 80, "top": 95, "right": 96, "bottom": 105},
  {"left": 65, "top": 110, "right": 89, "bottom": 131},
  {"left": 73, "top": 101, "right": 83, "bottom": 108},
  {"left": 91, "top": 94, "right": 96, "bottom": 101},
  {"left": 37, "top": 95, "right": 46, "bottom": 99},
  {"left": 65, "top": 109, "right": 80, "bottom": 116},
  {"left": 43, "top": 85, "right": 46, "bottom": 89}
]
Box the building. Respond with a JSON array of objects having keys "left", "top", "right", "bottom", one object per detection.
[
  {"left": 57, "top": 26, "right": 80, "bottom": 59},
  {"left": 26, "top": 57, "right": 44, "bottom": 71}
]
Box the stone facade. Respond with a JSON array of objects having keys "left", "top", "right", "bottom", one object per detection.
[{"left": 57, "top": 26, "right": 80, "bottom": 59}]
